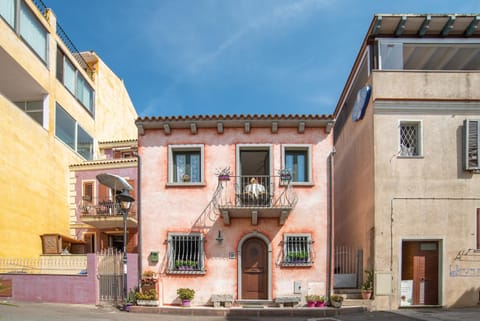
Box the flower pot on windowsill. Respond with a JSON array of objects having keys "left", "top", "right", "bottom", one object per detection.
[
  {"left": 181, "top": 299, "right": 191, "bottom": 307},
  {"left": 218, "top": 175, "right": 230, "bottom": 181}
]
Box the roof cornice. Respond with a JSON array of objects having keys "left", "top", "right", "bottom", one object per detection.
[{"left": 136, "top": 114, "right": 334, "bottom": 136}]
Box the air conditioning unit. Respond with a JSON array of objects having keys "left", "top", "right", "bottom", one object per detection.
[{"left": 464, "top": 119, "right": 480, "bottom": 171}]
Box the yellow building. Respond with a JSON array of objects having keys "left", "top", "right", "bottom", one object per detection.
[{"left": 0, "top": 0, "right": 137, "bottom": 257}]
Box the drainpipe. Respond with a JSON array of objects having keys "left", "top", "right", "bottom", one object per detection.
[
  {"left": 134, "top": 151, "right": 142, "bottom": 288},
  {"left": 327, "top": 148, "right": 335, "bottom": 299}
]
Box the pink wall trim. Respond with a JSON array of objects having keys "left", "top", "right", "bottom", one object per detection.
[{"left": 2, "top": 254, "right": 139, "bottom": 305}]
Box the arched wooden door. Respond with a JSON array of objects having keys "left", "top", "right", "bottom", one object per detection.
[{"left": 241, "top": 237, "right": 268, "bottom": 299}]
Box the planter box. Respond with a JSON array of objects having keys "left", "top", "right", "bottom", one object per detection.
[{"left": 137, "top": 300, "right": 159, "bottom": 306}]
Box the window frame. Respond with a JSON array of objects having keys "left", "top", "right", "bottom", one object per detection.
[
  {"left": 282, "top": 233, "right": 313, "bottom": 267},
  {"left": 398, "top": 120, "right": 423, "bottom": 158},
  {"left": 18, "top": 0, "right": 48, "bottom": 64},
  {"left": 55, "top": 103, "right": 94, "bottom": 160},
  {"left": 167, "top": 144, "right": 204, "bottom": 186},
  {"left": 167, "top": 232, "right": 205, "bottom": 274},
  {"left": 282, "top": 144, "right": 312, "bottom": 185},
  {"left": 56, "top": 47, "right": 95, "bottom": 115}
]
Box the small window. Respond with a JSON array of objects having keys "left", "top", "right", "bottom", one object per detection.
[
  {"left": 168, "top": 233, "right": 204, "bottom": 274},
  {"left": 282, "top": 234, "right": 312, "bottom": 266},
  {"left": 283, "top": 145, "right": 311, "bottom": 183},
  {"left": 399, "top": 121, "right": 422, "bottom": 157},
  {"left": 168, "top": 145, "right": 204, "bottom": 184},
  {"left": 15, "top": 100, "right": 43, "bottom": 125}
]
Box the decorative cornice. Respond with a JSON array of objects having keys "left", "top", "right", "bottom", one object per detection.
[
  {"left": 374, "top": 100, "right": 480, "bottom": 115},
  {"left": 69, "top": 158, "right": 137, "bottom": 171}
]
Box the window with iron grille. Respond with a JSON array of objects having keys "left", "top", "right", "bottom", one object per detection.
[
  {"left": 399, "top": 121, "right": 422, "bottom": 157},
  {"left": 283, "top": 234, "right": 312, "bottom": 266},
  {"left": 168, "top": 233, "right": 204, "bottom": 273}
]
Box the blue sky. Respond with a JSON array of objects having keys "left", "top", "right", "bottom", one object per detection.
[{"left": 46, "top": 0, "right": 480, "bottom": 117}]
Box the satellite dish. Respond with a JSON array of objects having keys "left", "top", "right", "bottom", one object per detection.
[{"left": 351, "top": 85, "right": 372, "bottom": 121}]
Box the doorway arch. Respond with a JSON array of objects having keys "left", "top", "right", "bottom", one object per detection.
[{"left": 237, "top": 231, "right": 272, "bottom": 300}]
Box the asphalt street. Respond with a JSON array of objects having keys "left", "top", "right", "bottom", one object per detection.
[{"left": 1, "top": 301, "right": 480, "bottom": 321}]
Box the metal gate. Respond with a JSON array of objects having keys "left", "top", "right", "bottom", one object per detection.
[
  {"left": 333, "top": 246, "right": 363, "bottom": 288},
  {"left": 97, "top": 249, "right": 123, "bottom": 304}
]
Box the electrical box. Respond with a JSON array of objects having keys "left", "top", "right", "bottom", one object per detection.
[{"left": 294, "top": 281, "right": 302, "bottom": 294}]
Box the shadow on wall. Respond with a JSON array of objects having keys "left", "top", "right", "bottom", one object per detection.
[{"left": 452, "top": 287, "right": 480, "bottom": 307}]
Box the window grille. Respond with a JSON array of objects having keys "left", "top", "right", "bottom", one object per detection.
[
  {"left": 283, "top": 235, "right": 312, "bottom": 265},
  {"left": 400, "top": 123, "right": 419, "bottom": 156},
  {"left": 168, "top": 234, "right": 204, "bottom": 273}
]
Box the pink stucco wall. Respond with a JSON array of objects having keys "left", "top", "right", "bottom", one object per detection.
[
  {"left": 139, "top": 125, "right": 333, "bottom": 305},
  {"left": 2, "top": 253, "right": 138, "bottom": 304}
]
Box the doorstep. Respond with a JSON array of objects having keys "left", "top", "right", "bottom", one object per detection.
[{"left": 128, "top": 304, "right": 366, "bottom": 317}]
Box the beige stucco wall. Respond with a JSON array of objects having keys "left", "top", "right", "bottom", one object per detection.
[
  {"left": 0, "top": 2, "right": 137, "bottom": 257},
  {"left": 333, "top": 84, "right": 375, "bottom": 270},
  {"left": 140, "top": 125, "right": 332, "bottom": 305},
  {"left": 372, "top": 70, "right": 480, "bottom": 309}
]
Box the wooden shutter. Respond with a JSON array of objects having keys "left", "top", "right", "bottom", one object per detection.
[
  {"left": 82, "top": 181, "right": 94, "bottom": 201},
  {"left": 464, "top": 119, "right": 480, "bottom": 170}
]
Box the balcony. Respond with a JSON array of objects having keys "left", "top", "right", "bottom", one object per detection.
[
  {"left": 215, "top": 175, "right": 298, "bottom": 225},
  {"left": 77, "top": 197, "right": 137, "bottom": 229}
]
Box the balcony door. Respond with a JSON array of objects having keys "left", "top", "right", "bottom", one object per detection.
[{"left": 238, "top": 146, "right": 271, "bottom": 192}]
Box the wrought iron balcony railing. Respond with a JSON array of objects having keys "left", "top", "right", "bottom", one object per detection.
[
  {"left": 77, "top": 197, "right": 136, "bottom": 217},
  {"left": 215, "top": 175, "right": 298, "bottom": 225}
]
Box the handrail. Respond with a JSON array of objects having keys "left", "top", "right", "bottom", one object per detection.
[{"left": 29, "top": 0, "right": 94, "bottom": 80}]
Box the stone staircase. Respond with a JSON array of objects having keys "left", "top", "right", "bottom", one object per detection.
[{"left": 333, "top": 288, "right": 375, "bottom": 310}]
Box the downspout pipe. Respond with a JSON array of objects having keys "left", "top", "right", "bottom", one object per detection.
[
  {"left": 327, "top": 148, "right": 335, "bottom": 299},
  {"left": 134, "top": 151, "right": 142, "bottom": 287}
]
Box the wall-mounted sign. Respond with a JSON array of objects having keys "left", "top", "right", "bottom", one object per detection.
[{"left": 351, "top": 85, "right": 372, "bottom": 121}]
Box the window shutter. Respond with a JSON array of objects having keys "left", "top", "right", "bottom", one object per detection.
[
  {"left": 82, "top": 181, "right": 94, "bottom": 201},
  {"left": 464, "top": 119, "right": 480, "bottom": 171}
]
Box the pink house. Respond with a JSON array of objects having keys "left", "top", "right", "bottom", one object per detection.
[{"left": 136, "top": 114, "right": 334, "bottom": 306}]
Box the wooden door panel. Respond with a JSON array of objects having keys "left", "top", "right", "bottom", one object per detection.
[
  {"left": 402, "top": 241, "right": 439, "bottom": 306},
  {"left": 241, "top": 238, "right": 267, "bottom": 299}
]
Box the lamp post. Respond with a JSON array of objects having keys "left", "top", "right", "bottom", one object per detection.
[
  {"left": 116, "top": 189, "right": 135, "bottom": 301},
  {"left": 96, "top": 173, "right": 134, "bottom": 301}
]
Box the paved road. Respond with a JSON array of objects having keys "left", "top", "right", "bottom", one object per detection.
[{"left": 1, "top": 301, "right": 479, "bottom": 321}]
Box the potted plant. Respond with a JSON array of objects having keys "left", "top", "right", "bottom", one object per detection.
[
  {"left": 305, "top": 294, "right": 319, "bottom": 308},
  {"left": 329, "top": 294, "right": 344, "bottom": 308},
  {"left": 287, "top": 251, "right": 309, "bottom": 263},
  {"left": 315, "top": 295, "right": 326, "bottom": 307},
  {"left": 122, "top": 288, "right": 137, "bottom": 311},
  {"left": 141, "top": 270, "right": 158, "bottom": 285},
  {"left": 279, "top": 169, "right": 292, "bottom": 182},
  {"left": 361, "top": 269, "right": 374, "bottom": 299},
  {"left": 175, "top": 260, "right": 197, "bottom": 271},
  {"left": 216, "top": 167, "right": 232, "bottom": 181},
  {"left": 135, "top": 288, "right": 159, "bottom": 306},
  {"left": 177, "top": 288, "right": 195, "bottom": 306}
]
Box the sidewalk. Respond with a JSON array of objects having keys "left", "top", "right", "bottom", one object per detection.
[{"left": 393, "top": 307, "right": 480, "bottom": 321}]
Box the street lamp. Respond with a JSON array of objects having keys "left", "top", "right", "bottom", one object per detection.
[{"left": 116, "top": 189, "right": 135, "bottom": 300}]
